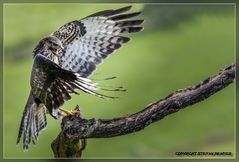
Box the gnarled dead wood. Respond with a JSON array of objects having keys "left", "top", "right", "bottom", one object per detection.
[{"left": 51, "top": 64, "right": 235, "bottom": 158}]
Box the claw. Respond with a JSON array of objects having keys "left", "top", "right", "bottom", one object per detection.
[{"left": 59, "top": 106, "right": 80, "bottom": 116}]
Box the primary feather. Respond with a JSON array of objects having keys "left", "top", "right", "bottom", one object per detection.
[{"left": 53, "top": 5, "right": 144, "bottom": 77}]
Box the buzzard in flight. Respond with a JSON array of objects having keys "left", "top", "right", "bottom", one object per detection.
[{"left": 16, "top": 6, "right": 144, "bottom": 150}]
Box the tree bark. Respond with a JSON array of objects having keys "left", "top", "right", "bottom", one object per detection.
[{"left": 51, "top": 64, "right": 235, "bottom": 158}]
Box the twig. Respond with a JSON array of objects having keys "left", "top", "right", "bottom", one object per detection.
[{"left": 51, "top": 64, "right": 235, "bottom": 158}]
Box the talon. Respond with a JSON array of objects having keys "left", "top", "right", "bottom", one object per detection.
[{"left": 59, "top": 108, "right": 80, "bottom": 116}]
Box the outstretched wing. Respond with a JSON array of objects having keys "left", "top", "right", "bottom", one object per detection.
[
  {"left": 52, "top": 6, "right": 144, "bottom": 77},
  {"left": 31, "top": 54, "right": 113, "bottom": 117}
]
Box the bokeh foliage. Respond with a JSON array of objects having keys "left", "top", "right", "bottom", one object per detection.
[{"left": 4, "top": 4, "right": 235, "bottom": 158}]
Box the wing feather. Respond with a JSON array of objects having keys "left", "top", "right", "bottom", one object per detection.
[
  {"left": 31, "top": 54, "right": 112, "bottom": 117},
  {"left": 52, "top": 6, "right": 144, "bottom": 77},
  {"left": 86, "top": 6, "right": 132, "bottom": 17}
]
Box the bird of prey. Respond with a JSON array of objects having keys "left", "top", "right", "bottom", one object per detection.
[{"left": 16, "top": 6, "right": 144, "bottom": 150}]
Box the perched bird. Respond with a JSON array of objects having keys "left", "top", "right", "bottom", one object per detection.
[{"left": 16, "top": 6, "right": 144, "bottom": 150}]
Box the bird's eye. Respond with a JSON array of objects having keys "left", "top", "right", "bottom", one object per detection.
[{"left": 52, "top": 42, "right": 59, "bottom": 48}]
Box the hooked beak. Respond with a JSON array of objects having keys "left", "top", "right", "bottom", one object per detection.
[{"left": 53, "top": 45, "right": 65, "bottom": 56}]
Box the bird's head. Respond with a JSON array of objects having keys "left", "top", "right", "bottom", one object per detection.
[
  {"left": 33, "top": 36, "right": 64, "bottom": 56},
  {"left": 44, "top": 36, "right": 64, "bottom": 56}
]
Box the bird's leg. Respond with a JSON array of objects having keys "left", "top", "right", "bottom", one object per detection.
[{"left": 59, "top": 105, "right": 81, "bottom": 116}]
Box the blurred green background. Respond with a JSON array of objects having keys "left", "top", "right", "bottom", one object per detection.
[{"left": 3, "top": 4, "right": 235, "bottom": 158}]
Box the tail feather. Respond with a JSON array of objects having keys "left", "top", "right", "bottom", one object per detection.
[
  {"left": 17, "top": 92, "right": 47, "bottom": 150},
  {"left": 37, "top": 104, "right": 47, "bottom": 132},
  {"left": 16, "top": 93, "right": 33, "bottom": 145},
  {"left": 31, "top": 112, "right": 38, "bottom": 144},
  {"left": 23, "top": 106, "right": 32, "bottom": 150}
]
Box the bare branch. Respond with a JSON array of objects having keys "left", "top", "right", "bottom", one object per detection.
[{"left": 51, "top": 64, "right": 235, "bottom": 158}]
